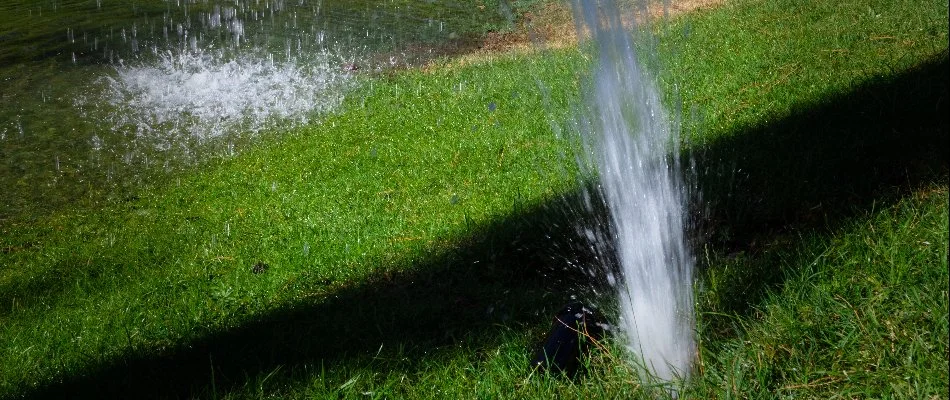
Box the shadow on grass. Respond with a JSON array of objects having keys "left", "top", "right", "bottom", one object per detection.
[
  {"left": 21, "top": 55, "right": 948, "bottom": 398},
  {"left": 691, "top": 54, "right": 949, "bottom": 316},
  {"left": 21, "top": 195, "right": 598, "bottom": 399}
]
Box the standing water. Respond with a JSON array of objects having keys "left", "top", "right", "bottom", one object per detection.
[
  {"left": 571, "top": 0, "right": 695, "bottom": 383},
  {"left": 0, "top": 1, "right": 510, "bottom": 221}
]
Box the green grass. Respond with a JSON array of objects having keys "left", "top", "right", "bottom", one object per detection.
[
  {"left": 0, "top": 0, "right": 530, "bottom": 221},
  {"left": 689, "top": 186, "right": 948, "bottom": 398},
  {"left": 0, "top": 46, "right": 589, "bottom": 397},
  {"left": 2, "top": 0, "right": 948, "bottom": 398}
]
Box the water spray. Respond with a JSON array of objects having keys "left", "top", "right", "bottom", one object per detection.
[{"left": 571, "top": 0, "right": 696, "bottom": 383}]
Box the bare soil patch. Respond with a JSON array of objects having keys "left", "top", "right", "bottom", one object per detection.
[
  {"left": 356, "top": 0, "right": 725, "bottom": 73},
  {"left": 421, "top": 0, "right": 726, "bottom": 70}
]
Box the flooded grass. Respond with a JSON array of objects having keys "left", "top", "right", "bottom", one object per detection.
[{"left": 0, "top": 0, "right": 525, "bottom": 221}]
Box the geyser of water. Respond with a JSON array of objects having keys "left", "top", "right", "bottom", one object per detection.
[{"left": 571, "top": 0, "right": 695, "bottom": 383}]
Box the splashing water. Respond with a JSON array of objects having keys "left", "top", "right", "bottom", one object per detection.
[
  {"left": 572, "top": 0, "right": 695, "bottom": 383},
  {"left": 95, "top": 48, "right": 351, "bottom": 147}
]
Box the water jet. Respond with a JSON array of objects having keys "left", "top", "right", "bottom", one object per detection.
[{"left": 570, "top": 0, "right": 696, "bottom": 384}]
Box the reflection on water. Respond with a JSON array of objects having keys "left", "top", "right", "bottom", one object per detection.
[{"left": 0, "top": 0, "right": 512, "bottom": 221}]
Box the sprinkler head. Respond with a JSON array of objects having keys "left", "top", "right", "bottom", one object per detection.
[{"left": 530, "top": 301, "right": 606, "bottom": 377}]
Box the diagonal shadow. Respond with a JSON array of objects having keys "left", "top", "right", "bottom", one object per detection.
[
  {"left": 19, "top": 195, "right": 597, "bottom": 399},
  {"left": 19, "top": 55, "right": 948, "bottom": 399},
  {"left": 690, "top": 54, "right": 949, "bottom": 316}
]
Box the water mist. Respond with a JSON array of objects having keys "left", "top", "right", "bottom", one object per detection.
[{"left": 571, "top": 0, "right": 695, "bottom": 383}]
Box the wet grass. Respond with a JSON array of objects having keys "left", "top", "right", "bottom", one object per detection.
[
  {"left": 0, "top": 47, "right": 590, "bottom": 398},
  {"left": 2, "top": 0, "right": 948, "bottom": 398},
  {"left": 0, "top": 0, "right": 520, "bottom": 66},
  {"left": 0, "top": 0, "right": 529, "bottom": 222}
]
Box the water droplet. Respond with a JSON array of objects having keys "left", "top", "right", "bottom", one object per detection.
[{"left": 90, "top": 135, "right": 103, "bottom": 151}]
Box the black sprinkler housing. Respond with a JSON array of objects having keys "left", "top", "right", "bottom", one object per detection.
[{"left": 530, "top": 302, "right": 606, "bottom": 377}]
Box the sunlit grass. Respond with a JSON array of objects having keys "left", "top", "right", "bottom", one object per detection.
[
  {"left": 1, "top": 0, "right": 947, "bottom": 398},
  {"left": 0, "top": 0, "right": 529, "bottom": 221},
  {"left": 0, "top": 47, "right": 588, "bottom": 397}
]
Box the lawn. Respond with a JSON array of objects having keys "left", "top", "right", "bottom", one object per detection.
[{"left": 1, "top": 0, "right": 947, "bottom": 398}]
